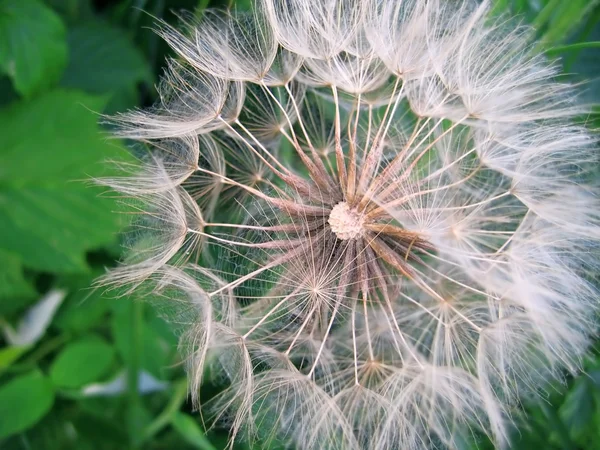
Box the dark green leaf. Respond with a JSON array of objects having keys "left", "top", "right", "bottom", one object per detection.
[
  {"left": 0, "top": 370, "right": 55, "bottom": 438},
  {"left": 54, "top": 281, "right": 112, "bottom": 333},
  {"left": 49, "top": 336, "right": 115, "bottom": 388},
  {"left": 0, "top": 76, "right": 18, "bottom": 106},
  {"left": 45, "top": 0, "right": 95, "bottom": 22},
  {"left": 61, "top": 21, "right": 151, "bottom": 97},
  {"left": 560, "top": 378, "right": 596, "bottom": 442},
  {"left": 0, "top": 345, "right": 30, "bottom": 372},
  {"left": 0, "top": 0, "right": 67, "bottom": 97},
  {"left": 0, "top": 249, "right": 37, "bottom": 312}
]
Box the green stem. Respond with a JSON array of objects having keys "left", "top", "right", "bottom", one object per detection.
[
  {"left": 127, "top": 301, "right": 144, "bottom": 449},
  {"left": 545, "top": 41, "right": 600, "bottom": 56},
  {"left": 129, "top": 0, "right": 149, "bottom": 29},
  {"left": 141, "top": 378, "right": 189, "bottom": 442}
]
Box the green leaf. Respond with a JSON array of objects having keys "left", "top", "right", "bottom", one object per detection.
[
  {"left": 60, "top": 21, "right": 152, "bottom": 109},
  {"left": 0, "top": 187, "right": 124, "bottom": 272},
  {"left": 0, "top": 345, "right": 30, "bottom": 372},
  {"left": 54, "top": 280, "right": 111, "bottom": 333},
  {"left": 538, "top": 0, "right": 600, "bottom": 45},
  {"left": 0, "top": 0, "right": 67, "bottom": 97},
  {"left": 171, "top": 412, "right": 217, "bottom": 450},
  {"left": 559, "top": 378, "right": 596, "bottom": 442},
  {"left": 49, "top": 336, "right": 115, "bottom": 389},
  {"left": 0, "top": 90, "right": 119, "bottom": 184},
  {"left": 0, "top": 76, "right": 18, "bottom": 107},
  {"left": 0, "top": 249, "right": 36, "bottom": 312},
  {"left": 566, "top": 25, "right": 600, "bottom": 104},
  {"left": 59, "top": 21, "right": 152, "bottom": 115},
  {"left": 70, "top": 411, "right": 129, "bottom": 447},
  {"left": 0, "top": 90, "right": 130, "bottom": 273},
  {"left": 45, "top": 0, "right": 95, "bottom": 22},
  {"left": 0, "top": 370, "right": 55, "bottom": 439}
]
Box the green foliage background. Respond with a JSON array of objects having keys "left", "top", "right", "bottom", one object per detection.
[{"left": 0, "top": 0, "right": 598, "bottom": 449}]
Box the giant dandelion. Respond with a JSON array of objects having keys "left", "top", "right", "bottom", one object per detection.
[{"left": 101, "top": 0, "right": 600, "bottom": 448}]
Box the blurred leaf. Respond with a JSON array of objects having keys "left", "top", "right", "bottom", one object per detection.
[
  {"left": 0, "top": 76, "right": 18, "bottom": 106},
  {"left": 54, "top": 292, "right": 110, "bottom": 333},
  {"left": 45, "top": 0, "right": 95, "bottom": 23},
  {"left": 0, "top": 345, "right": 30, "bottom": 372},
  {"left": 0, "top": 249, "right": 36, "bottom": 311},
  {"left": 171, "top": 412, "right": 217, "bottom": 450},
  {"left": 559, "top": 377, "right": 595, "bottom": 441},
  {"left": 0, "top": 90, "right": 122, "bottom": 184},
  {"left": 70, "top": 411, "right": 129, "bottom": 447},
  {"left": 104, "top": 83, "right": 142, "bottom": 116},
  {"left": 61, "top": 21, "right": 152, "bottom": 113},
  {"left": 0, "top": 0, "right": 67, "bottom": 97},
  {"left": 49, "top": 335, "right": 115, "bottom": 388},
  {"left": 0, "top": 90, "right": 130, "bottom": 273},
  {"left": 54, "top": 273, "right": 112, "bottom": 333},
  {"left": 566, "top": 24, "right": 600, "bottom": 104},
  {"left": 61, "top": 21, "right": 151, "bottom": 93},
  {"left": 539, "top": 0, "right": 600, "bottom": 45},
  {"left": 0, "top": 370, "right": 55, "bottom": 439}
]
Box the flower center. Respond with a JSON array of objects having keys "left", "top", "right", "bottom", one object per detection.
[{"left": 328, "top": 202, "right": 365, "bottom": 240}]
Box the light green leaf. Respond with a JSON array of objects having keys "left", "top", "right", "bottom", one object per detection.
[
  {"left": 0, "top": 90, "right": 121, "bottom": 184},
  {"left": 0, "top": 370, "right": 55, "bottom": 438},
  {"left": 0, "top": 90, "right": 130, "bottom": 273},
  {"left": 171, "top": 412, "right": 217, "bottom": 450},
  {"left": 0, "top": 187, "right": 124, "bottom": 272},
  {"left": 0, "top": 345, "right": 30, "bottom": 372},
  {"left": 0, "top": 0, "right": 67, "bottom": 97},
  {"left": 49, "top": 336, "right": 115, "bottom": 389}
]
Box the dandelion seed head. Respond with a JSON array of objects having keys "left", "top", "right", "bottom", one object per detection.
[
  {"left": 101, "top": 0, "right": 600, "bottom": 448},
  {"left": 328, "top": 202, "right": 365, "bottom": 240}
]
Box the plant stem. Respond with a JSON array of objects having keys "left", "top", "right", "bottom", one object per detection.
[
  {"left": 141, "top": 378, "right": 189, "bottom": 442},
  {"left": 127, "top": 301, "right": 144, "bottom": 449}
]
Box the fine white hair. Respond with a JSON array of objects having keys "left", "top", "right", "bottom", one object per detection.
[{"left": 101, "top": 0, "right": 599, "bottom": 448}]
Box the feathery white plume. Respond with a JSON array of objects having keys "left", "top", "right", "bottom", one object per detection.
[{"left": 101, "top": 0, "right": 599, "bottom": 448}]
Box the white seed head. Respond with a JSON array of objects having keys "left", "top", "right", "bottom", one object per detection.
[{"left": 100, "top": 0, "right": 600, "bottom": 449}]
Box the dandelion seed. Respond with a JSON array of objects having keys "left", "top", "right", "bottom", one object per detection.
[{"left": 102, "top": 0, "right": 599, "bottom": 448}]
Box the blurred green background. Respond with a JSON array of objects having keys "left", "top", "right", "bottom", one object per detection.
[{"left": 0, "top": 0, "right": 598, "bottom": 449}]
